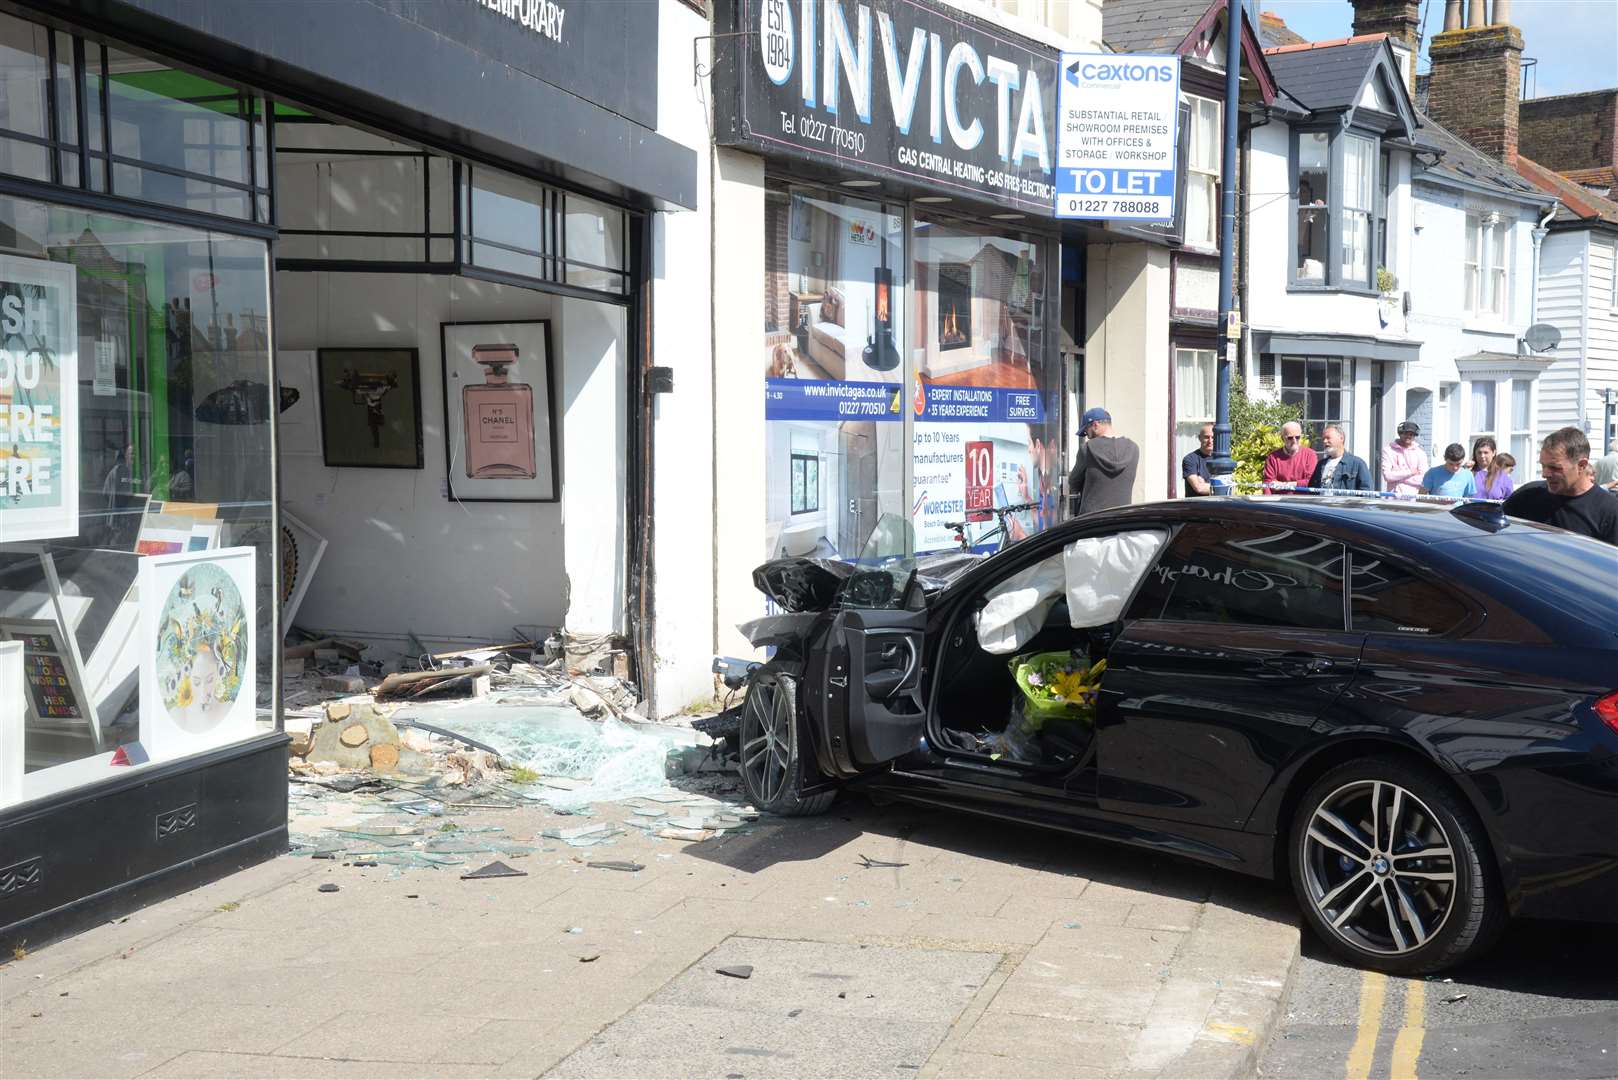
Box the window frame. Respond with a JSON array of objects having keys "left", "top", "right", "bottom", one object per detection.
[
  {"left": 1279, "top": 355, "right": 1352, "bottom": 449},
  {"left": 1463, "top": 210, "right": 1511, "bottom": 320},
  {"left": 1288, "top": 126, "right": 1386, "bottom": 294},
  {"left": 1182, "top": 93, "right": 1222, "bottom": 251},
  {"left": 789, "top": 452, "right": 820, "bottom": 515}
]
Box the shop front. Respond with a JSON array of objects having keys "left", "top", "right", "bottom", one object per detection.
[
  {"left": 713, "top": 0, "right": 1069, "bottom": 591},
  {"left": 0, "top": 0, "right": 696, "bottom": 950}
]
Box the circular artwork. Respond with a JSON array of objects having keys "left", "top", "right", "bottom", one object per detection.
[{"left": 156, "top": 561, "right": 247, "bottom": 732}]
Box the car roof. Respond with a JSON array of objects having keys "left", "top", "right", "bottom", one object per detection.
[{"left": 1092, "top": 495, "right": 1535, "bottom": 545}]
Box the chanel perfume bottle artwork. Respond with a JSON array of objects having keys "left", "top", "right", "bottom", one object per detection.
[{"left": 462, "top": 343, "right": 537, "bottom": 480}]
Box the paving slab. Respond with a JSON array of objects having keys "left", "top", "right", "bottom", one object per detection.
[{"left": 0, "top": 791, "right": 1299, "bottom": 1080}]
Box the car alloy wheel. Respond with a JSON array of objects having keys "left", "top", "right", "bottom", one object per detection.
[
  {"left": 741, "top": 677, "right": 794, "bottom": 806},
  {"left": 1300, "top": 779, "right": 1457, "bottom": 957},
  {"left": 736, "top": 671, "right": 837, "bottom": 818}
]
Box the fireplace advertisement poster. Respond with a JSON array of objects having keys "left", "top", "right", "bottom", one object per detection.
[
  {"left": 715, "top": 0, "right": 1060, "bottom": 215},
  {"left": 0, "top": 255, "right": 79, "bottom": 544},
  {"left": 762, "top": 189, "right": 1060, "bottom": 563}
]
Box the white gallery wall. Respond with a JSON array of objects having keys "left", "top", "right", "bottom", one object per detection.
[{"left": 276, "top": 269, "right": 626, "bottom": 651}]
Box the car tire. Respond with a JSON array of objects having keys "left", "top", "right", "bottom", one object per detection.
[
  {"left": 737, "top": 669, "right": 836, "bottom": 818},
  {"left": 1288, "top": 757, "right": 1505, "bottom": 975}
]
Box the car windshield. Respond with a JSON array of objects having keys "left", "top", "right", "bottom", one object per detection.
[{"left": 838, "top": 514, "right": 920, "bottom": 610}]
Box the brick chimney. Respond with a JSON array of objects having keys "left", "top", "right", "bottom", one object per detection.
[
  {"left": 1426, "top": 0, "right": 1524, "bottom": 164},
  {"left": 1350, "top": 1, "right": 1421, "bottom": 93}
]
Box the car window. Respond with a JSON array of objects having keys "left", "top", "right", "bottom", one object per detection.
[
  {"left": 1128, "top": 522, "right": 1347, "bottom": 630},
  {"left": 1348, "top": 549, "right": 1472, "bottom": 636}
]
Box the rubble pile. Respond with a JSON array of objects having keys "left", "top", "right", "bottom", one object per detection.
[{"left": 280, "top": 630, "right": 751, "bottom": 876}]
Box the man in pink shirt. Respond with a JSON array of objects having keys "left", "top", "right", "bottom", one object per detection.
[
  {"left": 1263, "top": 421, "right": 1318, "bottom": 491},
  {"left": 1379, "top": 420, "right": 1430, "bottom": 497}
]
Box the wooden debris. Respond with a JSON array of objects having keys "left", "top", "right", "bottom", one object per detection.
[
  {"left": 374, "top": 664, "right": 494, "bottom": 702},
  {"left": 369, "top": 743, "right": 400, "bottom": 770}
]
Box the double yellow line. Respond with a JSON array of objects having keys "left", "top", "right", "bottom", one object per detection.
[{"left": 1346, "top": 971, "right": 1426, "bottom": 1080}]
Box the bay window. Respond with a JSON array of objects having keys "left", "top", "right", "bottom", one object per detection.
[
  {"left": 1185, "top": 95, "right": 1221, "bottom": 249},
  {"left": 1341, "top": 135, "right": 1374, "bottom": 286},
  {"left": 1296, "top": 132, "right": 1330, "bottom": 282},
  {"left": 1465, "top": 212, "right": 1508, "bottom": 318}
]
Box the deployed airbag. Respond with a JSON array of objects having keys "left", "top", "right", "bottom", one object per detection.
[{"left": 975, "top": 529, "right": 1167, "bottom": 653}]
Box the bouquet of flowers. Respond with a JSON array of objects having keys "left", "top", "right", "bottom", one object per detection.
[{"left": 1009, "top": 651, "right": 1106, "bottom": 729}]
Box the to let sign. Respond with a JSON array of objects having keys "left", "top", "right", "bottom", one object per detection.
[
  {"left": 1055, "top": 53, "right": 1181, "bottom": 221},
  {"left": 965, "top": 440, "right": 993, "bottom": 520}
]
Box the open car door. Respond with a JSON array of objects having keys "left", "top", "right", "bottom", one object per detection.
[{"left": 808, "top": 604, "right": 928, "bottom": 779}]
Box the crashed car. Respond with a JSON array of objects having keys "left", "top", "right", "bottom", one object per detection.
[{"left": 722, "top": 498, "right": 1618, "bottom": 975}]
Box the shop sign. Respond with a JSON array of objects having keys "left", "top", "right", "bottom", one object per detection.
[
  {"left": 472, "top": 0, "right": 567, "bottom": 44},
  {"left": 1055, "top": 53, "right": 1181, "bottom": 221},
  {"left": 0, "top": 256, "right": 77, "bottom": 543},
  {"left": 718, "top": 0, "right": 1058, "bottom": 213}
]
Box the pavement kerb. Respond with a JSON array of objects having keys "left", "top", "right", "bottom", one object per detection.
[
  {"left": 1197, "top": 887, "right": 1307, "bottom": 1080},
  {"left": 915, "top": 950, "right": 1025, "bottom": 1079}
]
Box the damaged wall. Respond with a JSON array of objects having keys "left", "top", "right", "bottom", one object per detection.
[{"left": 277, "top": 270, "right": 627, "bottom": 649}]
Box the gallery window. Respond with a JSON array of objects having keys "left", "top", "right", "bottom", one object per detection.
[
  {"left": 789, "top": 453, "right": 819, "bottom": 514},
  {"left": 0, "top": 12, "right": 274, "bottom": 223},
  {"left": 0, "top": 192, "right": 275, "bottom": 808},
  {"left": 1464, "top": 212, "right": 1509, "bottom": 318},
  {"left": 1184, "top": 95, "right": 1221, "bottom": 250},
  {"left": 1280, "top": 356, "right": 1350, "bottom": 448}
]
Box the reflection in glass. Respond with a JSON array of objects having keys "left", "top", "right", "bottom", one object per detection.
[{"left": 0, "top": 194, "right": 274, "bottom": 806}]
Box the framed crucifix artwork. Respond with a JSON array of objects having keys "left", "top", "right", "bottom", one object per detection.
[{"left": 316, "top": 347, "right": 424, "bottom": 469}]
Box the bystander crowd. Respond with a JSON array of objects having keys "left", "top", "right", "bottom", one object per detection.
[{"left": 1502, "top": 427, "right": 1618, "bottom": 544}]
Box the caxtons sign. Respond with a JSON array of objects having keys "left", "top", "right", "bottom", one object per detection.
[{"left": 715, "top": 0, "right": 1058, "bottom": 212}]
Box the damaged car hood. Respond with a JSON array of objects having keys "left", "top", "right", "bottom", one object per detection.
[{"left": 750, "top": 551, "right": 984, "bottom": 614}]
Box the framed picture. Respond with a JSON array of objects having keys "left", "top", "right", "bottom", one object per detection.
[
  {"left": 440, "top": 320, "right": 558, "bottom": 502},
  {"left": 0, "top": 615, "right": 98, "bottom": 741},
  {"left": 0, "top": 254, "right": 79, "bottom": 541},
  {"left": 317, "top": 347, "right": 424, "bottom": 469},
  {"left": 138, "top": 546, "right": 257, "bottom": 761},
  {"left": 280, "top": 510, "right": 328, "bottom": 630}
]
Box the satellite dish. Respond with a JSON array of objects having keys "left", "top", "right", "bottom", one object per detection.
[{"left": 1523, "top": 323, "right": 1562, "bottom": 353}]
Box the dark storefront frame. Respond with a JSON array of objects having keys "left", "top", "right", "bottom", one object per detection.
[{"left": 1, "top": 0, "right": 675, "bottom": 950}]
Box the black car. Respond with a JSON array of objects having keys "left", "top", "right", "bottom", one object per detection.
[{"left": 726, "top": 498, "right": 1618, "bottom": 975}]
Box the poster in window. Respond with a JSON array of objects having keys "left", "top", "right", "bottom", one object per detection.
[
  {"left": 0, "top": 255, "right": 78, "bottom": 542},
  {"left": 138, "top": 546, "right": 257, "bottom": 761},
  {"left": 440, "top": 320, "right": 557, "bottom": 502},
  {"left": 317, "top": 348, "right": 424, "bottom": 469}
]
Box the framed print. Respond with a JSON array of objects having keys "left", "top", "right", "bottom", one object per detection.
[
  {"left": 440, "top": 320, "right": 558, "bottom": 502},
  {"left": 280, "top": 510, "right": 328, "bottom": 630},
  {"left": 0, "top": 615, "right": 99, "bottom": 742},
  {"left": 316, "top": 347, "right": 423, "bottom": 469},
  {"left": 0, "top": 254, "right": 79, "bottom": 542},
  {"left": 138, "top": 546, "right": 257, "bottom": 761}
]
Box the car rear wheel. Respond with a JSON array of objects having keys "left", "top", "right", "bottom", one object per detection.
[
  {"left": 1289, "top": 757, "right": 1505, "bottom": 975},
  {"left": 738, "top": 670, "right": 836, "bottom": 818}
]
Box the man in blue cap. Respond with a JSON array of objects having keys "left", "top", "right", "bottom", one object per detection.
[{"left": 1067, "top": 406, "right": 1139, "bottom": 516}]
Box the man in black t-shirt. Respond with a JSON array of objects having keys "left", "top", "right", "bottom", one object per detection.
[
  {"left": 1503, "top": 427, "right": 1618, "bottom": 545},
  {"left": 1182, "top": 423, "right": 1214, "bottom": 496}
]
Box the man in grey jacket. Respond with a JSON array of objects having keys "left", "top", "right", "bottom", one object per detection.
[{"left": 1067, "top": 407, "right": 1140, "bottom": 516}]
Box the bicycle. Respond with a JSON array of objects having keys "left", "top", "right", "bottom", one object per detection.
[{"left": 942, "top": 501, "right": 1040, "bottom": 553}]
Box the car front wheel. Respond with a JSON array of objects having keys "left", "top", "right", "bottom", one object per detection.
[
  {"left": 738, "top": 670, "right": 836, "bottom": 818},
  {"left": 1289, "top": 757, "right": 1505, "bottom": 975}
]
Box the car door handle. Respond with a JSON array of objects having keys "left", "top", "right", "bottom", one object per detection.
[{"left": 1262, "top": 654, "right": 1336, "bottom": 676}]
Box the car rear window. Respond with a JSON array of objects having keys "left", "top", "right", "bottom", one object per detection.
[{"left": 1349, "top": 550, "right": 1473, "bottom": 636}]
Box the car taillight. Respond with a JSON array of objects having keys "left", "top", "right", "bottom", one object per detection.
[{"left": 1598, "top": 692, "right": 1618, "bottom": 737}]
